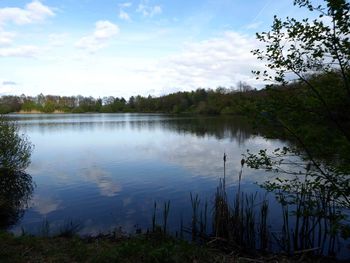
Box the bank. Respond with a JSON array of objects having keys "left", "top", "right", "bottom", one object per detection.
[{"left": 0, "top": 231, "right": 344, "bottom": 263}]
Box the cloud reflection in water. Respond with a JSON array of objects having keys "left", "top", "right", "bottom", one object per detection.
[{"left": 8, "top": 114, "right": 293, "bottom": 235}]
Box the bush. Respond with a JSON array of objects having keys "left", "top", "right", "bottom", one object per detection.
[{"left": 0, "top": 117, "right": 33, "bottom": 171}]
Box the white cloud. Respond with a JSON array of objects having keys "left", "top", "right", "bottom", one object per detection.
[
  {"left": 137, "top": 1, "right": 162, "bottom": 17},
  {"left": 3, "top": 30, "right": 266, "bottom": 98},
  {"left": 0, "top": 30, "right": 16, "bottom": 45},
  {"left": 68, "top": 31, "right": 265, "bottom": 96},
  {"left": 0, "top": 45, "right": 39, "bottom": 57},
  {"left": 0, "top": 0, "right": 54, "bottom": 26},
  {"left": 119, "top": 2, "right": 132, "bottom": 8},
  {"left": 157, "top": 31, "right": 265, "bottom": 91},
  {"left": 75, "top": 20, "right": 119, "bottom": 53},
  {"left": 119, "top": 10, "right": 131, "bottom": 21},
  {"left": 118, "top": 2, "right": 132, "bottom": 21},
  {"left": 94, "top": 21, "right": 119, "bottom": 39},
  {"left": 0, "top": 2, "right": 54, "bottom": 58}
]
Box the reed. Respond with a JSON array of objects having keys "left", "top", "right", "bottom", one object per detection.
[
  {"left": 39, "top": 218, "right": 50, "bottom": 237},
  {"left": 190, "top": 193, "right": 200, "bottom": 241},
  {"left": 180, "top": 213, "right": 184, "bottom": 239},
  {"left": 163, "top": 200, "right": 170, "bottom": 234},
  {"left": 259, "top": 198, "right": 269, "bottom": 250},
  {"left": 152, "top": 201, "right": 157, "bottom": 233},
  {"left": 211, "top": 180, "right": 269, "bottom": 251},
  {"left": 150, "top": 200, "right": 172, "bottom": 235},
  {"left": 58, "top": 219, "right": 82, "bottom": 237},
  {"left": 208, "top": 153, "right": 344, "bottom": 256},
  {"left": 270, "top": 175, "right": 343, "bottom": 256},
  {"left": 199, "top": 199, "right": 208, "bottom": 238}
]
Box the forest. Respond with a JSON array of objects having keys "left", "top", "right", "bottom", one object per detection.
[{"left": 0, "top": 82, "right": 258, "bottom": 115}]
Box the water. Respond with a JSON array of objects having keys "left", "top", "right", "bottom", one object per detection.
[{"left": 4, "top": 113, "right": 288, "bottom": 235}]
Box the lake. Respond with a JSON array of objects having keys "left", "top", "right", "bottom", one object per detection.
[{"left": 4, "top": 113, "right": 289, "bottom": 235}]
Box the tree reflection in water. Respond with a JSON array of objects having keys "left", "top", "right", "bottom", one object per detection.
[{"left": 0, "top": 169, "right": 34, "bottom": 229}]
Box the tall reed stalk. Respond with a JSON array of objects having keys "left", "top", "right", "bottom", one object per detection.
[
  {"left": 190, "top": 193, "right": 200, "bottom": 241},
  {"left": 212, "top": 176, "right": 269, "bottom": 251},
  {"left": 163, "top": 200, "right": 170, "bottom": 234},
  {"left": 152, "top": 201, "right": 157, "bottom": 233}
]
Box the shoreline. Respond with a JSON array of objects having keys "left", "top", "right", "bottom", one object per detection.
[
  {"left": 15, "top": 110, "right": 66, "bottom": 114},
  {"left": 0, "top": 231, "right": 342, "bottom": 263}
]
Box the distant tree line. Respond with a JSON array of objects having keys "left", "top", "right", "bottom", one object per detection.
[{"left": 0, "top": 82, "right": 264, "bottom": 115}]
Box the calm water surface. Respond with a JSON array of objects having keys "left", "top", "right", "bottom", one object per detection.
[{"left": 7, "top": 113, "right": 286, "bottom": 235}]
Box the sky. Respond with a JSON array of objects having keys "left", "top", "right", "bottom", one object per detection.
[{"left": 0, "top": 0, "right": 315, "bottom": 98}]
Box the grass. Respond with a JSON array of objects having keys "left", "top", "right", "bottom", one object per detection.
[
  {"left": 0, "top": 231, "right": 223, "bottom": 263},
  {"left": 0, "top": 230, "right": 344, "bottom": 263}
]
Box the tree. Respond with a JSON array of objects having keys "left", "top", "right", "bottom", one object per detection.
[
  {"left": 252, "top": 0, "right": 350, "bottom": 140},
  {"left": 0, "top": 169, "right": 34, "bottom": 229},
  {"left": 0, "top": 117, "right": 33, "bottom": 171},
  {"left": 245, "top": 0, "right": 350, "bottom": 250},
  {"left": 250, "top": 0, "right": 350, "bottom": 184},
  {"left": 253, "top": 0, "right": 349, "bottom": 85},
  {"left": 237, "top": 81, "right": 253, "bottom": 92}
]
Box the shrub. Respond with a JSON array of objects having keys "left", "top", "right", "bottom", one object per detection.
[{"left": 0, "top": 117, "right": 33, "bottom": 171}]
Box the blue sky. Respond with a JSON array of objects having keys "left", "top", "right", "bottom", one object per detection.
[{"left": 0, "top": 0, "right": 314, "bottom": 98}]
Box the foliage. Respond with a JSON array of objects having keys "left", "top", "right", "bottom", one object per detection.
[
  {"left": 0, "top": 169, "right": 34, "bottom": 229},
  {"left": 249, "top": 0, "right": 350, "bottom": 202},
  {"left": 252, "top": 0, "right": 350, "bottom": 188},
  {"left": 245, "top": 0, "right": 350, "bottom": 253},
  {"left": 0, "top": 96, "right": 21, "bottom": 114},
  {"left": 253, "top": 0, "right": 349, "bottom": 89},
  {"left": 0, "top": 117, "right": 33, "bottom": 171},
  {"left": 0, "top": 85, "right": 263, "bottom": 116},
  {"left": 252, "top": 0, "right": 350, "bottom": 154},
  {"left": 244, "top": 148, "right": 350, "bottom": 253}
]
